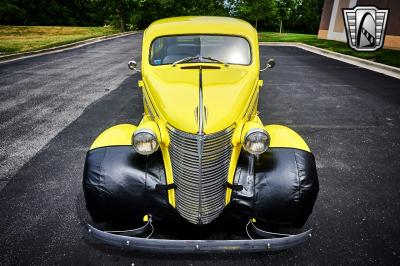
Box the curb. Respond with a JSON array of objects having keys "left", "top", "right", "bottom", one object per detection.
[
  {"left": 0, "top": 31, "right": 138, "bottom": 64},
  {"left": 260, "top": 42, "right": 400, "bottom": 80}
]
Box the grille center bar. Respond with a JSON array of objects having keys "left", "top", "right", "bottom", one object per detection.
[
  {"left": 197, "top": 135, "right": 204, "bottom": 224},
  {"left": 197, "top": 66, "right": 204, "bottom": 224}
]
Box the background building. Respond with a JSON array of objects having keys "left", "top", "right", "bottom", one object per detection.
[{"left": 318, "top": 0, "right": 400, "bottom": 49}]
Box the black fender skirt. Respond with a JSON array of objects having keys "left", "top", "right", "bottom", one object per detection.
[{"left": 83, "top": 146, "right": 318, "bottom": 227}]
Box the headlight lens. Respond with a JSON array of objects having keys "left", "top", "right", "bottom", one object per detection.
[
  {"left": 132, "top": 129, "right": 159, "bottom": 155},
  {"left": 243, "top": 129, "right": 270, "bottom": 155}
]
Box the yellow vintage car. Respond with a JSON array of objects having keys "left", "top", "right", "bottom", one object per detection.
[{"left": 84, "top": 16, "right": 319, "bottom": 252}]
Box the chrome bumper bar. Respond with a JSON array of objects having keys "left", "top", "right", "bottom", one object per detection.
[{"left": 87, "top": 219, "right": 313, "bottom": 253}]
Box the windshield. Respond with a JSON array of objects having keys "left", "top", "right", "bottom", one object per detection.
[{"left": 150, "top": 35, "right": 251, "bottom": 66}]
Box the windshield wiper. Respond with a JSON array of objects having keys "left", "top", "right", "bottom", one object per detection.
[
  {"left": 201, "top": 56, "right": 227, "bottom": 66},
  {"left": 172, "top": 56, "right": 227, "bottom": 67},
  {"left": 172, "top": 56, "right": 200, "bottom": 66}
]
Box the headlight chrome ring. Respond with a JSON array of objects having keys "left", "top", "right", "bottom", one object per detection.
[
  {"left": 243, "top": 128, "right": 270, "bottom": 155},
  {"left": 132, "top": 129, "right": 159, "bottom": 155}
]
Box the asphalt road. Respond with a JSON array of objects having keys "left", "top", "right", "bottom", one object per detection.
[
  {"left": 0, "top": 33, "right": 400, "bottom": 265},
  {"left": 0, "top": 33, "right": 142, "bottom": 190}
]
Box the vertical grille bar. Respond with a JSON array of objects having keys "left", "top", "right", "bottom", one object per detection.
[{"left": 168, "top": 126, "right": 234, "bottom": 225}]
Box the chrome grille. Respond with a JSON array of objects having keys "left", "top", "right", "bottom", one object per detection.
[{"left": 168, "top": 126, "right": 234, "bottom": 225}]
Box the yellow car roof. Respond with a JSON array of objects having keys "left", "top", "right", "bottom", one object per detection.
[{"left": 144, "top": 16, "right": 257, "bottom": 41}]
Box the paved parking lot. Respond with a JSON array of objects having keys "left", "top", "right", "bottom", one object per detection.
[{"left": 0, "top": 33, "right": 399, "bottom": 265}]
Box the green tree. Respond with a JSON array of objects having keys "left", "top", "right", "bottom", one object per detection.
[
  {"left": 231, "top": 0, "right": 276, "bottom": 29},
  {"left": 0, "top": 0, "right": 325, "bottom": 33},
  {"left": 94, "top": 0, "right": 139, "bottom": 31},
  {"left": 0, "top": 2, "right": 26, "bottom": 25},
  {"left": 0, "top": 0, "right": 104, "bottom": 26},
  {"left": 275, "top": 0, "right": 297, "bottom": 33},
  {"left": 297, "top": 0, "right": 324, "bottom": 33},
  {"left": 129, "top": 0, "right": 228, "bottom": 29},
  {"left": 274, "top": 0, "right": 323, "bottom": 33}
]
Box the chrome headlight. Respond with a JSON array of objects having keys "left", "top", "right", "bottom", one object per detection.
[
  {"left": 243, "top": 129, "right": 270, "bottom": 155},
  {"left": 132, "top": 129, "right": 159, "bottom": 155}
]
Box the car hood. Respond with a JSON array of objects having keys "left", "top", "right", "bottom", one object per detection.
[{"left": 142, "top": 66, "right": 258, "bottom": 134}]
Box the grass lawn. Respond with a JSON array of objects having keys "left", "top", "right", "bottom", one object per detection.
[
  {"left": 259, "top": 32, "right": 400, "bottom": 68},
  {"left": 0, "top": 26, "right": 121, "bottom": 55}
]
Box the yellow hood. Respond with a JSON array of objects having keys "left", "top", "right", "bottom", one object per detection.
[{"left": 143, "top": 66, "right": 258, "bottom": 134}]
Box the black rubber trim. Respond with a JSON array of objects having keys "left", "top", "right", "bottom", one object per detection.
[
  {"left": 225, "top": 182, "right": 243, "bottom": 191},
  {"left": 155, "top": 183, "right": 177, "bottom": 191}
]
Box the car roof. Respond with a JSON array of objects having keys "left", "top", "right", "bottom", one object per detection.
[{"left": 144, "top": 16, "right": 257, "bottom": 41}]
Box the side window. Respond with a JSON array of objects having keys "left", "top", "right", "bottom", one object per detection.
[{"left": 151, "top": 39, "right": 165, "bottom": 65}]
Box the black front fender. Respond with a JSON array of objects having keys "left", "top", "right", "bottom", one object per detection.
[
  {"left": 83, "top": 146, "right": 173, "bottom": 223},
  {"left": 230, "top": 148, "right": 319, "bottom": 227}
]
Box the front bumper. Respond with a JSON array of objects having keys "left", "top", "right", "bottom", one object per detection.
[{"left": 87, "top": 220, "right": 313, "bottom": 253}]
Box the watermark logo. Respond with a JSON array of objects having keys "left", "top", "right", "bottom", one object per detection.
[{"left": 343, "top": 6, "right": 389, "bottom": 52}]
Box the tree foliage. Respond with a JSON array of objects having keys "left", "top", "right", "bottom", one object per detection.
[
  {"left": 229, "top": 0, "right": 276, "bottom": 29},
  {"left": 274, "top": 0, "right": 324, "bottom": 33},
  {"left": 0, "top": 0, "right": 324, "bottom": 33}
]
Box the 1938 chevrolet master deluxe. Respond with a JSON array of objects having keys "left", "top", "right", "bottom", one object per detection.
[{"left": 84, "top": 16, "right": 319, "bottom": 252}]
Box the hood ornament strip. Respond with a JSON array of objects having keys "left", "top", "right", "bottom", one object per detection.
[
  {"left": 203, "top": 106, "right": 207, "bottom": 126},
  {"left": 197, "top": 66, "right": 204, "bottom": 224},
  {"left": 198, "top": 66, "right": 204, "bottom": 135},
  {"left": 194, "top": 107, "right": 198, "bottom": 124}
]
